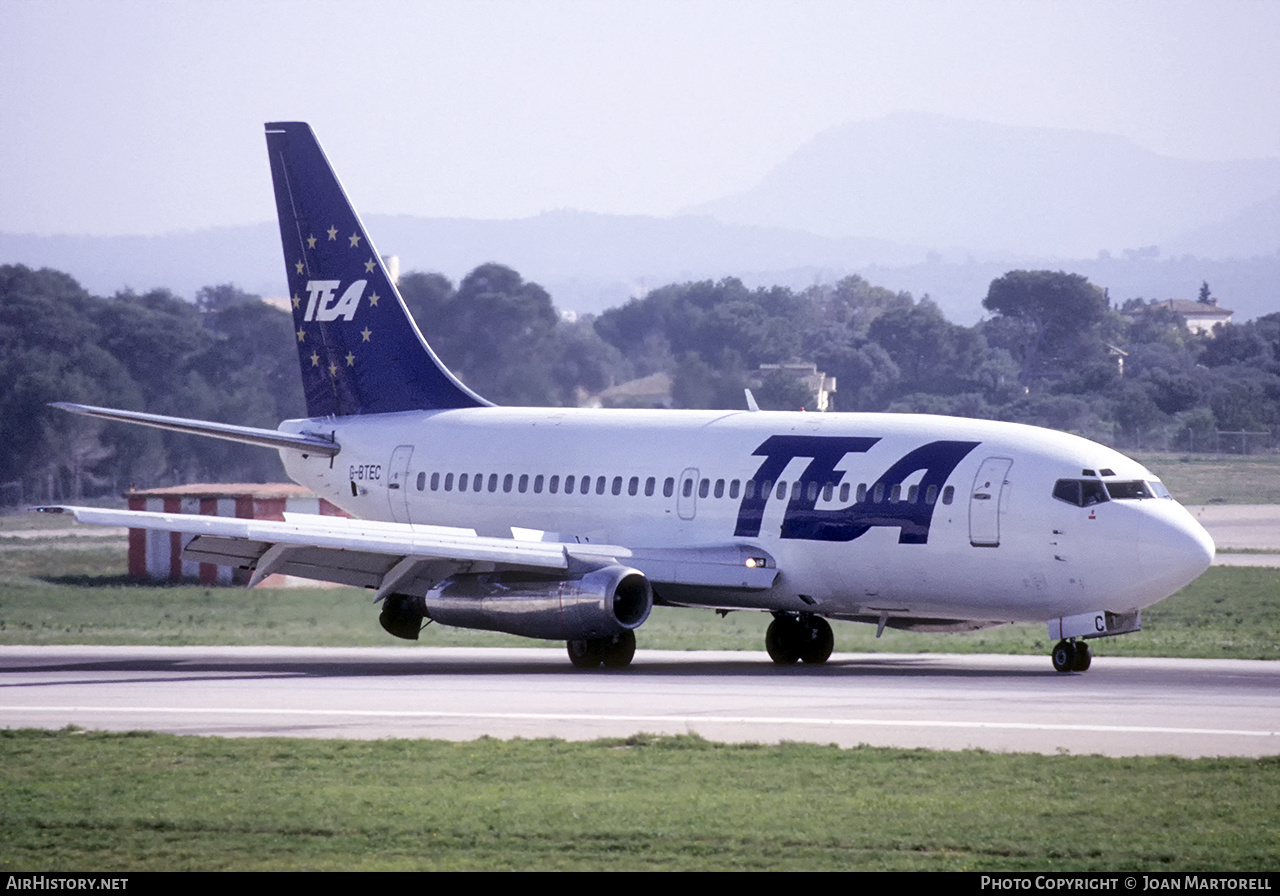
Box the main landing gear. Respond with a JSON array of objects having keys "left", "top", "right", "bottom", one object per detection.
[
  {"left": 566, "top": 630, "right": 637, "bottom": 669},
  {"left": 1051, "top": 638, "right": 1092, "bottom": 673},
  {"left": 766, "top": 613, "right": 834, "bottom": 665}
]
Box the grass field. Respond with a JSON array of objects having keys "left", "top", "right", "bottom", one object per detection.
[
  {"left": 1135, "top": 452, "right": 1280, "bottom": 504},
  {"left": 1, "top": 729, "right": 1277, "bottom": 871}
]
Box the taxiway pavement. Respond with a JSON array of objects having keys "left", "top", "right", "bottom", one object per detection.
[{"left": 2, "top": 645, "right": 1276, "bottom": 757}]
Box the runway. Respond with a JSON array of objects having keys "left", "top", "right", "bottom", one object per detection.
[{"left": 2, "top": 645, "right": 1276, "bottom": 757}]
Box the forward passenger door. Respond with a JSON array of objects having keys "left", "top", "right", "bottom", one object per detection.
[{"left": 969, "top": 456, "right": 1012, "bottom": 547}]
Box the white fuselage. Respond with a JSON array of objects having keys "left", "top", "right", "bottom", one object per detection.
[{"left": 280, "top": 408, "right": 1215, "bottom": 625}]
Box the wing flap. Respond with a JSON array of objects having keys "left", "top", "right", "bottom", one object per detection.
[{"left": 184, "top": 536, "right": 404, "bottom": 589}]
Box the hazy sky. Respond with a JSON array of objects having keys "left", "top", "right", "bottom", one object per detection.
[{"left": 4, "top": 0, "right": 1277, "bottom": 236}]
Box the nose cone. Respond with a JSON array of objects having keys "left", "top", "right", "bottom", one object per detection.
[{"left": 1134, "top": 501, "right": 1216, "bottom": 604}]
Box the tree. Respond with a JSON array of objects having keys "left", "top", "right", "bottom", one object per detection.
[
  {"left": 754, "top": 368, "right": 816, "bottom": 412},
  {"left": 801, "top": 274, "right": 912, "bottom": 338},
  {"left": 195, "top": 283, "right": 260, "bottom": 313},
  {"left": 398, "top": 272, "right": 456, "bottom": 345},
  {"left": 982, "top": 270, "right": 1110, "bottom": 389},
  {"left": 447, "top": 264, "right": 561, "bottom": 404},
  {"left": 868, "top": 299, "right": 986, "bottom": 398}
]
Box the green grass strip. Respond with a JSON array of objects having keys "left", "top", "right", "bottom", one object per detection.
[{"left": 1, "top": 729, "right": 1277, "bottom": 871}]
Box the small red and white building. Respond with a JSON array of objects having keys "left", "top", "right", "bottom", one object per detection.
[{"left": 126, "top": 484, "right": 347, "bottom": 585}]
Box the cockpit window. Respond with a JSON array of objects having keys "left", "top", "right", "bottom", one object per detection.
[
  {"left": 1054, "top": 478, "right": 1164, "bottom": 506},
  {"left": 1106, "top": 480, "right": 1155, "bottom": 500},
  {"left": 1053, "top": 479, "right": 1109, "bottom": 507}
]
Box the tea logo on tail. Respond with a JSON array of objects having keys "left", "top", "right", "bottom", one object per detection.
[{"left": 302, "top": 280, "right": 366, "bottom": 322}]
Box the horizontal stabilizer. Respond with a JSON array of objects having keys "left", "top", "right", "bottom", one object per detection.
[{"left": 51, "top": 402, "right": 340, "bottom": 457}]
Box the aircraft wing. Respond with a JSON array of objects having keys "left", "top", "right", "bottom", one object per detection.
[{"left": 34, "top": 506, "right": 778, "bottom": 598}]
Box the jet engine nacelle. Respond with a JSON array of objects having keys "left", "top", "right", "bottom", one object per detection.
[{"left": 380, "top": 565, "right": 653, "bottom": 642}]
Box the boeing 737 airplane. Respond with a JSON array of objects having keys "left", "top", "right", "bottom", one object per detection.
[{"left": 42, "top": 122, "right": 1215, "bottom": 672}]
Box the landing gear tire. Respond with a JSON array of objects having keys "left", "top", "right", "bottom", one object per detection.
[
  {"left": 600, "top": 630, "right": 637, "bottom": 669},
  {"left": 766, "top": 616, "right": 803, "bottom": 664},
  {"left": 1052, "top": 639, "right": 1085, "bottom": 673},
  {"left": 567, "top": 638, "right": 602, "bottom": 669},
  {"left": 567, "top": 631, "right": 637, "bottom": 669},
  {"left": 800, "top": 617, "right": 834, "bottom": 665},
  {"left": 1072, "top": 640, "right": 1092, "bottom": 672},
  {"left": 767, "top": 614, "right": 834, "bottom": 666}
]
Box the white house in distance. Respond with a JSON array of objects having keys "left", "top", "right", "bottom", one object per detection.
[{"left": 1126, "top": 298, "right": 1234, "bottom": 336}]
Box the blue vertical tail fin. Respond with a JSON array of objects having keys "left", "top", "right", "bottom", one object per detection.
[{"left": 264, "top": 122, "right": 489, "bottom": 417}]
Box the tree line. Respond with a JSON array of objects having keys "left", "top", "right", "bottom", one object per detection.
[{"left": 2, "top": 262, "right": 1276, "bottom": 503}]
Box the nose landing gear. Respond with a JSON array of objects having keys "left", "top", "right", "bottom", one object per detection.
[{"left": 1051, "top": 638, "right": 1092, "bottom": 673}]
